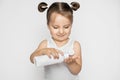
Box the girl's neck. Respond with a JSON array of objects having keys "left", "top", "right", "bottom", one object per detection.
[{"left": 52, "top": 37, "right": 69, "bottom": 48}]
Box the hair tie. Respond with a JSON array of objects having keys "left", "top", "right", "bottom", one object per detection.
[
  {"left": 38, "top": 2, "right": 48, "bottom": 12},
  {"left": 71, "top": 2, "right": 80, "bottom": 11}
]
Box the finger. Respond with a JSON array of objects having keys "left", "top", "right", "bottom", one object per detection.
[
  {"left": 72, "top": 55, "right": 81, "bottom": 65},
  {"left": 52, "top": 52, "right": 58, "bottom": 59},
  {"left": 65, "top": 57, "right": 73, "bottom": 63},
  {"left": 68, "top": 56, "right": 76, "bottom": 63},
  {"left": 64, "top": 57, "right": 69, "bottom": 63},
  {"left": 47, "top": 53, "right": 52, "bottom": 59},
  {"left": 72, "top": 55, "right": 80, "bottom": 59},
  {"left": 69, "top": 55, "right": 74, "bottom": 57},
  {"left": 57, "top": 50, "right": 64, "bottom": 56},
  {"left": 51, "top": 49, "right": 59, "bottom": 59},
  {"left": 54, "top": 49, "right": 60, "bottom": 59}
]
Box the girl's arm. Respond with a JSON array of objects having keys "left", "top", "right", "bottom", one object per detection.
[
  {"left": 64, "top": 41, "right": 82, "bottom": 75},
  {"left": 30, "top": 40, "right": 47, "bottom": 63},
  {"left": 30, "top": 40, "right": 62, "bottom": 63}
]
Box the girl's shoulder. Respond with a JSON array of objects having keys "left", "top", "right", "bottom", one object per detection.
[
  {"left": 37, "top": 39, "right": 48, "bottom": 49},
  {"left": 74, "top": 40, "right": 81, "bottom": 46},
  {"left": 66, "top": 39, "right": 81, "bottom": 48},
  {"left": 73, "top": 40, "right": 81, "bottom": 50},
  {"left": 71, "top": 39, "right": 81, "bottom": 47},
  {"left": 40, "top": 39, "right": 47, "bottom": 44}
]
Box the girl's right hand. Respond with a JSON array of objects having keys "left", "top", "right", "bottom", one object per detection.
[{"left": 41, "top": 48, "right": 64, "bottom": 59}]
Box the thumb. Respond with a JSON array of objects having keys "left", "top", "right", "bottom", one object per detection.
[{"left": 72, "top": 55, "right": 79, "bottom": 59}]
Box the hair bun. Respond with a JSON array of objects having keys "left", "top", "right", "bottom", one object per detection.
[
  {"left": 71, "top": 2, "right": 80, "bottom": 11},
  {"left": 38, "top": 2, "right": 48, "bottom": 12}
]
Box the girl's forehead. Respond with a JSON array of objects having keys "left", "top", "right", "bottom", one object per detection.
[
  {"left": 50, "top": 12, "right": 71, "bottom": 20},
  {"left": 51, "top": 12, "right": 63, "bottom": 18},
  {"left": 50, "top": 13, "right": 71, "bottom": 22}
]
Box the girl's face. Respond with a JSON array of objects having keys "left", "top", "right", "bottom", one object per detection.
[{"left": 48, "top": 12, "right": 72, "bottom": 42}]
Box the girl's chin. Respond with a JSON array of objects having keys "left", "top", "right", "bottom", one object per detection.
[{"left": 53, "top": 37, "right": 69, "bottom": 42}]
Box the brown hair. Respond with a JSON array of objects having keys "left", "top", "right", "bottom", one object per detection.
[{"left": 38, "top": 2, "right": 80, "bottom": 24}]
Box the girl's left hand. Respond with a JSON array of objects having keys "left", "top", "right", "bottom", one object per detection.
[{"left": 64, "top": 54, "right": 80, "bottom": 65}]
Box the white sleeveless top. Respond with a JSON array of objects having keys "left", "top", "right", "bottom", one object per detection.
[{"left": 44, "top": 38, "right": 79, "bottom": 80}]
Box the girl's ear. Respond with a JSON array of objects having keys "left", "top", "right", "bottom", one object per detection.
[{"left": 47, "top": 24, "right": 50, "bottom": 30}]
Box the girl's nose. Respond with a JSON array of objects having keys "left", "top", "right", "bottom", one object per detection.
[{"left": 59, "top": 28, "right": 64, "bottom": 34}]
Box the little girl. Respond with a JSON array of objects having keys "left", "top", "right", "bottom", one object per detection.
[{"left": 30, "top": 2, "right": 82, "bottom": 80}]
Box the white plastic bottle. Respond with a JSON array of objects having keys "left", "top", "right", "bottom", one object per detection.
[{"left": 34, "top": 54, "right": 69, "bottom": 67}]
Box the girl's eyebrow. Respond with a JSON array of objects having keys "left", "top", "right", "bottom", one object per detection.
[
  {"left": 64, "top": 24, "right": 71, "bottom": 26},
  {"left": 52, "top": 23, "right": 71, "bottom": 27},
  {"left": 52, "top": 25, "right": 59, "bottom": 27}
]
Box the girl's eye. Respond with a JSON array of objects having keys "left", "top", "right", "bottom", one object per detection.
[
  {"left": 64, "top": 26, "right": 69, "bottom": 29},
  {"left": 53, "top": 26, "right": 58, "bottom": 29}
]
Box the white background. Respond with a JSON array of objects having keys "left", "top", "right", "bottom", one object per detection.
[{"left": 0, "top": 0, "right": 120, "bottom": 80}]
